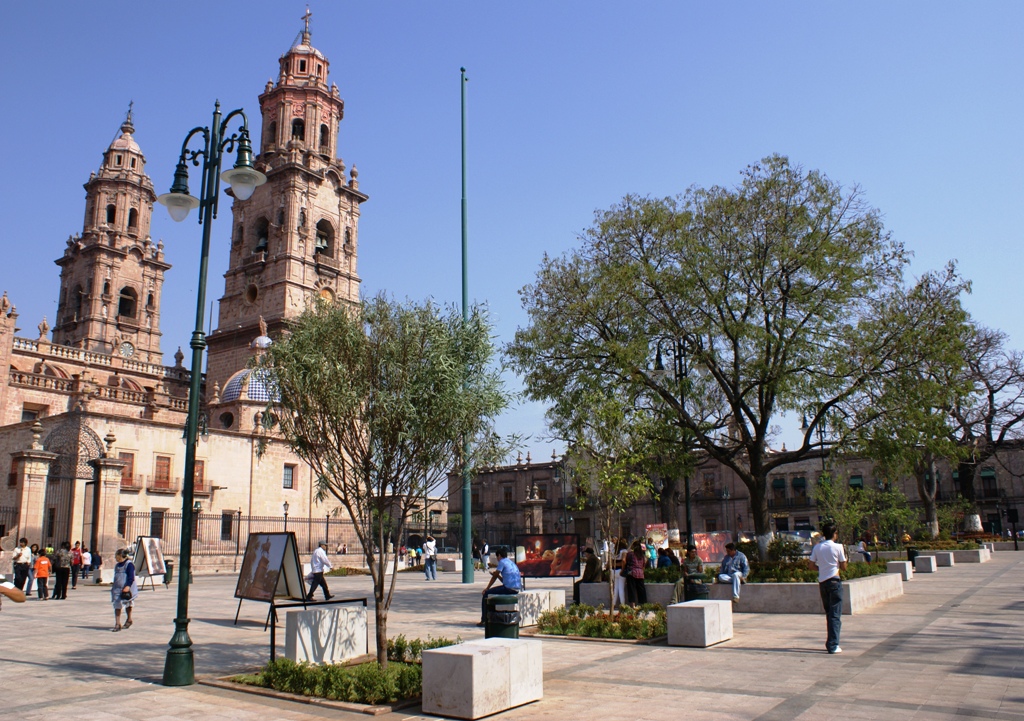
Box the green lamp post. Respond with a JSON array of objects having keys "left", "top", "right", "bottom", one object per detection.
[{"left": 157, "top": 101, "right": 265, "bottom": 686}]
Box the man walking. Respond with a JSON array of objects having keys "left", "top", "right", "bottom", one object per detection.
[
  {"left": 70, "top": 542, "right": 83, "bottom": 590},
  {"left": 478, "top": 539, "right": 490, "bottom": 570},
  {"left": 305, "top": 540, "right": 333, "bottom": 602},
  {"left": 718, "top": 542, "right": 749, "bottom": 604},
  {"left": 809, "top": 523, "right": 847, "bottom": 654},
  {"left": 12, "top": 538, "right": 31, "bottom": 592}
]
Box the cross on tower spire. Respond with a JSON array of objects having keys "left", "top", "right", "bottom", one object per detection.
[{"left": 301, "top": 6, "right": 312, "bottom": 40}]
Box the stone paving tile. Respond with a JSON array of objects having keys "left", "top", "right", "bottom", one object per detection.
[{"left": 1, "top": 555, "right": 1023, "bottom": 720}]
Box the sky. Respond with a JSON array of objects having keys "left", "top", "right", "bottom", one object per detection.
[{"left": 1, "top": 2, "right": 1023, "bottom": 462}]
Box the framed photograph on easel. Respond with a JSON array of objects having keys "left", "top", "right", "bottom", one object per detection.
[
  {"left": 132, "top": 536, "right": 167, "bottom": 591},
  {"left": 233, "top": 532, "right": 306, "bottom": 627}
]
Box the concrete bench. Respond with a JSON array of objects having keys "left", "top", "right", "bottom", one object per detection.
[
  {"left": 422, "top": 638, "right": 542, "bottom": 719},
  {"left": 667, "top": 600, "right": 733, "bottom": 647},
  {"left": 914, "top": 555, "right": 937, "bottom": 573},
  {"left": 284, "top": 606, "right": 367, "bottom": 665},
  {"left": 517, "top": 588, "right": 565, "bottom": 627},
  {"left": 952, "top": 548, "right": 990, "bottom": 563},
  {"left": 438, "top": 558, "right": 462, "bottom": 572},
  {"left": 886, "top": 561, "right": 913, "bottom": 581},
  {"left": 933, "top": 551, "right": 954, "bottom": 567}
]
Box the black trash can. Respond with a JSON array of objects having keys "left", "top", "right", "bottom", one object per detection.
[
  {"left": 485, "top": 594, "right": 520, "bottom": 639},
  {"left": 906, "top": 549, "right": 919, "bottom": 563},
  {"left": 684, "top": 582, "right": 710, "bottom": 602},
  {"left": 164, "top": 560, "right": 174, "bottom": 587}
]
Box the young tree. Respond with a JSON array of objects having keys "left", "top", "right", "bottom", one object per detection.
[
  {"left": 256, "top": 295, "right": 510, "bottom": 666},
  {"left": 508, "top": 156, "right": 946, "bottom": 555},
  {"left": 813, "top": 474, "right": 874, "bottom": 545}
]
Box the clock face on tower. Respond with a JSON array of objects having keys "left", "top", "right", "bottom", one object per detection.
[{"left": 118, "top": 341, "right": 135, "bottom": 359}]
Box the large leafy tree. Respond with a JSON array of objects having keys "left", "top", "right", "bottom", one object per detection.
[
  {"left": 256, "top": 295, "right": 510, "bottom": 666},
  {"left": 508, "top": 156, "right": 951, "bottom": 553}
]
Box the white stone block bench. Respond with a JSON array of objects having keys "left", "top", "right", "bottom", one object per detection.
[
  {"left": 438, "top": 558, "right": 462, "bottom": 572},
  {"left": 707, "top": 573, "right": 902, "bottom": 614},
  {"left": 952, "top": 548, "right": 991, "bottom": 563},
  {"left": 422, "top": 638, "right": 542, "bottom": 719},
  {"left": 933, "top": 551, "right": 954, "bottom": 567},
  {"left": 517, "top": 588, "right": 565, "bottom": 627},
  {"left": 914, "top": 555, "right": 937, "bottom": 573},
  {"left": 667, "top": 600, "right": 733, "bottom": 647},
  {"left": 284, "top": 606, "right": 367, "bottom": 665},
  {"left": 886, "top": 561, "right": 913, "bottom": 581}
]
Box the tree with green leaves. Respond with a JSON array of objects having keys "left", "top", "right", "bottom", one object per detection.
[
  {"left": 255, "top": 295, "right": 511, "bottom": 666},
  {"left": 813, "top": 474, "right": 874, "bottom": 545},
  {"left": 508, "top": 156, "right": 949, "bottom": 555},
  {"left": 850, "top": 266, "right": 973, "bottom": 537}
]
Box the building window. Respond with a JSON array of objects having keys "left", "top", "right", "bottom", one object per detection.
[
  {"left": 267, "top": 121, "right": 277, "bottom": 148},
  {"left": 502, "top": 486, "right": 513, "bottom": 506},
  {"left": 21, "top": 408, "right": 39, "bottom": 422},
  {"left": 319, "top": 123, "right": 329, "bottom": 150},
  {"left": 704, "top": 518, "right": 717, "bottom": 532},
  {"left": 471, "top": 489, "right": 480, "bottom": 509},
  {"left": 117, "top": 508, "right": 128, "bottom": 537},
  {"left": 981, "top": 469, "right": 998, "bottom": 498},
  {"left": 150, "top": 510, "right": 165, "bottom": 538},
  {"left": 128, "top": 208, "right": 138, "bottom": 228},
  {"left": 221, "top": 512, "right": 235, "bottom": 541},
  {"left": 8, "top": 458, "right": 17, "bottom": 488},
  {"left": 771, "top": 477, "right": 786, "bottom": 501},
  {"left": 775, "top": 516, "right": 790, "bottom": 532},
  {"left": 154, "top": 455, "right": 171, "bottom": 489},
  {"left": 299, "top": 59, "right": 307, "bottom": 73},
  {"left": 849, "top": 475, "right": 864, "bottom": 489},
  {"left": 194, "top": 459, "right": 205, "bottom": 491},
  {"left": 119, "top": 452, "right": 135, "bottom": 485},
  {"left": 792, "top": 477, "right": 807, "bottom": 500},
  {"left": 283, "top": 465, "right": 295, "bottom": 489},
  {"left": 118, "top": 287, "right": 138, "bottom": 318},
  {"left": 46, "top": 507, "right": 57, "bottom": 538},
  {"left": 794, "top": 517, "right": 812, "bottom": 531},
  {"left": 106, "top": 204, "right": 116, "bottom": 224},
  {"left": 130, "top": 157, "right": 137, "bottom": 169},
  {"left": 115, "top": 154, "right": 123, "bottom": 165},
  {"left": 536, "top": 484, "right": 548, "bottom": 500},
  {"left": 291, "top": 118, "right": 305, "bottom": 142}
]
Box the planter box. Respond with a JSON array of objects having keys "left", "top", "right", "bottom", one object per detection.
[
  {"left": 284, "top": 606, "right": 367, "bottom": 665},
  {"left": 667, "top": 600, "right": 733, "bottom": 647},
  {"left": 517, "top": 589, "right": 566, "bottom": 627},
  {"left": 579, "top": 574, "right": 901, "bottom": 615},
  {"left": 578, "top": 582, "right": 675, "bottom": 608},
  {"left": 886, "top": 561, "right": 913, "bottom": 581}
]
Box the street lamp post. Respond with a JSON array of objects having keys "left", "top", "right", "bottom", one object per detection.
[
  {"left": 655, "top": 337, "right": 696, "bottom": 546},
  {"left": 157, "top": 101, "right": 265, "bottom": 687},
  {"left": 283, "top": 501, "right": 290, "bottom": 532}
]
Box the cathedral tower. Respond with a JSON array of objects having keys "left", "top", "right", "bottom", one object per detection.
[
  {"left": 51, "top": 108, "right": 169, "bottom": 363},
  {"left": 206, "top": 16, "right": 367, "bottom": 393}
]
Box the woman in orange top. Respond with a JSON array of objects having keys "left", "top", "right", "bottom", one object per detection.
[{"left": 33, "top": 551, "right": 52, "bottom": 600}]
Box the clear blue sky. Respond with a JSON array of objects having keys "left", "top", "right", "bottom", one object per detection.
[{"left": 2, "top": 2, "right": 1022, "bottom": 460}]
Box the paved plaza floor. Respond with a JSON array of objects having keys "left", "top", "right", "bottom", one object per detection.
[{"left": 0, "top": 552, "right": 1021, "bottom": 721}]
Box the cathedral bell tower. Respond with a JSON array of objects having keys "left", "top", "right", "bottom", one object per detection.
[
  {"left": 206, "top": 14, "right": 367, "bottom": 395},
  {"left": 51, "top": 107, "right": 169, "bottom": 363}
]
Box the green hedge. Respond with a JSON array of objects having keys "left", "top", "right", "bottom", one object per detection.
[
  {"left": 537, "top": 603, "right": 666, "bottom": 639},
  {"left": 386, "top": 634, "right": 461, "bottom": 664},
  {"left": 907, "top": 541, "right": 980, "bottom": 551},
  {"left": 236, "top": 658, "right": 421, "bottom": 704}
]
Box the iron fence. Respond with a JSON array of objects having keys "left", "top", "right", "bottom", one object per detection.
[
  {"left": 0, "top": 506, "right": 18, "bottom": 539},
  {"left": 120, "top": 511, "right": 362, "bottom": 556}
]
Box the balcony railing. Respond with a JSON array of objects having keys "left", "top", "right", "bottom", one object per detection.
[
  {"left": 144, "top": 475, "right": 181, "bottom": 494},
  {"left": 120, "top": 475, "right": 142, "bottom": 492}
]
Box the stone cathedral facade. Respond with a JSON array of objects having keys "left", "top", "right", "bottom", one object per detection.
[{"left": 0, "top": 25, "right": 366, "bottom": 566}]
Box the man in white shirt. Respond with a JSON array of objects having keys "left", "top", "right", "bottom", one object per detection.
[
  {"left": 809, "top": 523, "right": 848, "bottom": 654},
  {"left": 422, "top": 536, "right": 437, "bottom": 581},
  {"left": 12, "top": 538, "right": 31, "bottom": 592},
  {"left": 306, "top": 540, "right": 333, "bottom": 602}
]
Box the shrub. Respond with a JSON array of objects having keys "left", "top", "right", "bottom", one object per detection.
[
  {"left": 644, "top": 566, "right": 683, "bottom": 583},
  {"left": 240, "top": 658, "right": 423, "bottom": 704},
  {"left": 386, "top": 634, "right": 461, "bottom": 663},
  {"left": 536, "top": 603, "right": 666, "bottom": 640},
  {"left": 907, "top": 540, "right": 980, "bottom": 551},
  {"left": 326, "top": 567, "right": 370, "bottom": 577}
]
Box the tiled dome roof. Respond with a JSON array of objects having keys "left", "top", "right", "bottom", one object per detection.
[{"left": 221, "top": 369, "right": 278, "bottom": 403}]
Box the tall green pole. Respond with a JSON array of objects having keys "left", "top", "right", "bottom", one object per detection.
[{"left": 460, "top": 67, "right": 474, "bottom": 583}]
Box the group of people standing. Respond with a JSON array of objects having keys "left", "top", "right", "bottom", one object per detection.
[{"left": 11, "top": 538, "right": 96, "bottom": 600}]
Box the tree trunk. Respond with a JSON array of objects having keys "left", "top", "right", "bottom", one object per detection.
[
  {"left": 955, "top": 459, "right": 978, "bottom": 507},
  {"left": 656, "top": 474, "right": 679, "bottom": 530},
  {"left": 375, "top": 595, "right": 388, "bottom": 667},
  {"left": 747, "top": 478, "right": 772, "bottom": 560},
  {"left": 916, "top": 456, "right": 939, "bottom": 539}
]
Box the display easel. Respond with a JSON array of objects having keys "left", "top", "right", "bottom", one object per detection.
[
  {"left": 233, "top": 531, "right": 307, "bottom": 628},
  {"left": 132, "top": 536, "right": 167, "bottom": 591}
]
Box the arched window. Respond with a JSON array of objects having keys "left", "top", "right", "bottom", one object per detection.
[
  {"left": 266, "top": 121, "right": 277, "bottom": 149},
  {"left": 315, "top": 220, "right": 333, "bottom": 255},
  {"left": 276, "top": 209, "right": 285, "bottom": 226},
  {"left": 298, "top": 208, "right": 307, "bottom": 228},
  {"left": 319, "top": 124, "right": 329, "bottom": 151},
  {"left": 127, "top": 208, "right": 138, "bottom": 228},
  {"left": 117, "top": 287, "right": 137, "bottom": 319},
  {"left": 254, "top": 217, "right": 270, "bottom": 253},
  {"left": 102, "top": 281, "right": 111, "bottom": 296},
  {"left": 147, "top": 293, "right": 154, "bottom": 308},
  {"left": 291, "top": 118, "right": 305, "bottom": 142},
  {"left": 106, "top": 204, "right": 116, "bottom": 224}
]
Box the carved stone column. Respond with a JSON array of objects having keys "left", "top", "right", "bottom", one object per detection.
[
  {"left": 11, "top": 422, "right": 57, "bottom": 543},
  {"left": 88, "top": 432, "right": 127, "bottom": 582}
]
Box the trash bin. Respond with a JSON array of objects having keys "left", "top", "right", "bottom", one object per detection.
[
  {"left": 684, "top": 582, "right": 710, "bottom": 602},
  {"left": 906, "top": 549, "right": 919, "bottom": 563},
  {"left": 164, "top": 560, "right": 174, "bottom": 586},
  {"left": 485, "top": 594, "right": 520, "bottom": 639}
]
